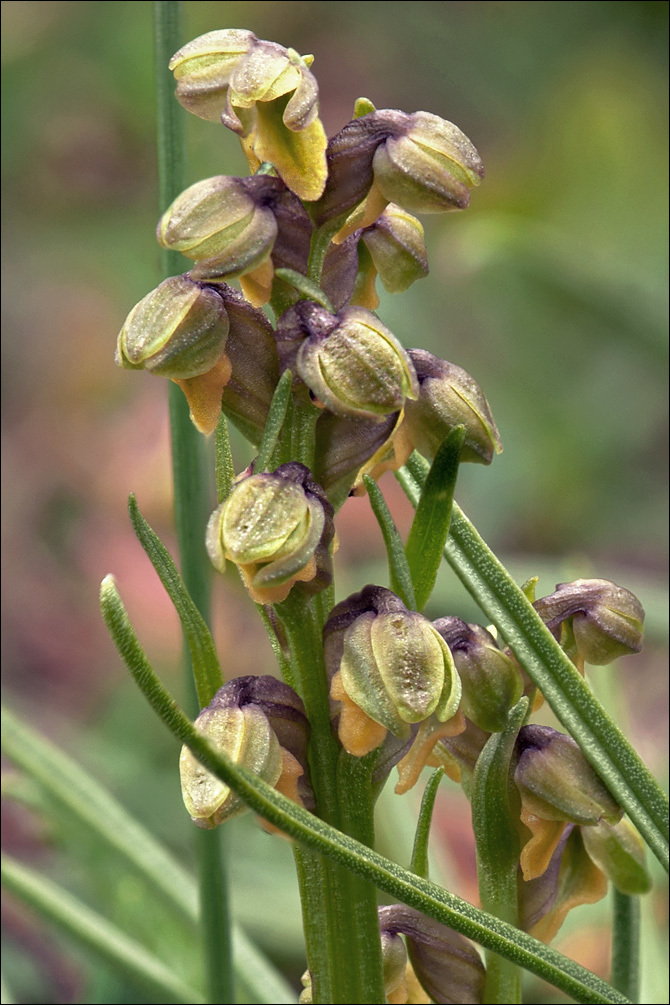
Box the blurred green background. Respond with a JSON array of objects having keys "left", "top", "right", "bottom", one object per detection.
[{"left": 2, "top": 2, "right": 667, "bottom": 1002}]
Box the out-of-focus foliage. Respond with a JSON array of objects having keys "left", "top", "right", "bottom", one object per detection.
[{"left": 2, "top": 2, "right": 667, "bottom": 1002}]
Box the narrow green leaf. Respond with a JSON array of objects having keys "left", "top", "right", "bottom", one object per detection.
[
  {"left": 289, "top": 395, "right": 319, "bottom": 471},
  {"left": 255, "top": 604, "right": 296, "bottom": 688},
  {"left": 397, "top": 459, "right": 669, "bottom": 874},
  {"left": 256, "top": 369, "right": 293, "bottom": 472},
  {"left": 1, "top": 854, "right": 206, "bottom": 1004},
  {"left": 1, "top": 703, "right": 197, "bottom": 918},
  {"left": 215, "top": 412, "right": 235, "bottom": 503},
  {"left": 363, "top": 475, "right": 416, "bottom": 609},
  {"left": 472, "top": 698, "right": 529, "bottom": 1004},
  {"left": 405, "top": 427, "right": 464, "bottom": 610},
  {"left": 612, "top": 891, "right": 640, "bottom": 1003},
  {"left": 128, "top": 496, "right": 222, "bottom": 708},
  {"left": 274, "top": 268, "right": 335, "bottom": 312},
  {"left": 100, "top": 575, "right": 629, "bottom": 1004},
  {"left": 0, "top": 704, "right": 296, "bottom": 1004},
  {"left": 410, "top": 768, "right": 444, "bottom": 879}
]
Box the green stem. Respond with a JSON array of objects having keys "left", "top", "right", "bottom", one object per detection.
[
  {"left": 1, "top": 854, "right": 206, "bottom": 1004},
  {"left": 154, "top": 4, "right": 233, "bottom": 1002},
  {"left": 397, "top": 459, "right": 669, "bottom": 873},
  {"left": 472, "top": 700, "right": 528, "bottom": 1004},
  {"left": 611, "top": 891, "right": 640, "bottom": 1003},
  {"left": 275, "top": 593, "right": 385, "bottom": 1004}
]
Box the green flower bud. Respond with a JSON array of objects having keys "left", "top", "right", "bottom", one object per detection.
[
  {"left": 169, "top": 30, "right": 327, "bottom": 201},
  {"left": 403, "top": 350, "right": 502, "bottom": 464},
  {"left": 180, "top": 700, "right": 281, "bottom": 829},
  {"left": 315, "top": 109, "right": 483, "bottom": 236},
  {"left": 533, "top": 579, "right": 644, "bottom": 666},
  {"left": 359, "top": 203, "right": 429, "bottom": 298},
  {"left": 380, "top": 928, "right": 410, "bottom": 1005},
  {"left": 168, "top": 29, "right": 256, "bottom": 122},
  {"left": 219, "top": 675, "right": 314, "bottom": 807},
  {"left": 325, "top": 586, "right": 461, "bottom": 750},
  {"left": 157, "top": 175, "right": 279, "bottom": 284},
  {"left": 179, "top": 675, "right": 312, "bottom": 829},
  {"left": 115, "top": 275, "right": 233, "bottom": 434},
  {"left": 373, "top": 111, "right": 484, "bottom": 215},
  {"left": 379, "top": 905, "right": 485, "bottom": 1005},
  {"left": 283, "top": 301, "right": 418, "bottom": 420},
  {"left": 581, "top": 817, "right": 652, "bottom": 896},
  {"left": 433, "top": 618, "right": 523, "bottom": 733},
  {"left": 515, "top": 726, "right": 622, "bottom": 826},
  {"left": 207, "top": 462, "right": 334, "bottom": 604},
  {"left": 115, "top": 275, "right": 229, "bottom": 379}
]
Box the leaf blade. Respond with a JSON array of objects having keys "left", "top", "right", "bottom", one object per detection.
[
  {"left": 1, "top": 854, "right": 206, "bottom": 1005},
  {"left": 128, "top": 496, "right": 222, "bottom": 708},
  {"left": 364, "top": 475, "right": 416, "bottom": 609},
  {"left": 410, "top": 767, "right": 445, "bottom": 880},
  {"left": 405, "top": 428, "right": 465, "bottom": 610},
  {"left": 256, "top": 369, "right": 293, "bottom": 472}
]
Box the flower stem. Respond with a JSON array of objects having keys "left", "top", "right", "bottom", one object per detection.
[
  {"left": 472, "top": 700, "right": 528, "bottom": 1004},
  {"left": 611, "top": 891, "right": 640, "bottom": 1003},
  {"left": 154, "top": 4, "right": 233, "bottom": 1002},
  {"left": 275, "top": 592, "right": 385, "bottom": 1004}
]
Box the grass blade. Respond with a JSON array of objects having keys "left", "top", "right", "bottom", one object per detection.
[
  {"left": 472, "top": 698, "right": 528, "bottom": 1003},
  {"left": 215, "top": 412, "right": 235, "bottom": 503},
  {"left": 1, "top": 854, "right": 206, "bottom": 1004},
  {"left": 410, "top": 768, "right": 444, "bottom": 879},
  {"left": 128, "top": 494, "right": 223, "bottom": 708},
  {"left": 611, "top": 891, "right": 640, "bottom": 1002},
  {"left": 1, "top": 704, "right": 296, "bottom": 1004},
  {"left": 405, "top": 426, "right": 464, "bottom": 610},
  {"left": 256, "top": 369, "right": 293, "bottom": 472},
  {"left": 363, "top": 475, "right": 416, "bottom": 609}
]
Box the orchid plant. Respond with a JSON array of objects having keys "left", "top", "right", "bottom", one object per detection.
[{"left": 2, "top": 6, "right": 667, "bottom": 1005}]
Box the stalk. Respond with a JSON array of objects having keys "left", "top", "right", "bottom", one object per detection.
[
  {"left": 611, "top": 892, "right": 640, "bottom": 1003},
  {"left": 471, "top": 701, "right": 528, "bottom": 1004},
  {"left": 276, "top": 592, "right": 385, "bottom": 1004},
  {"left": 154, "top": 4, "right": 233, "bottom": 1001},
  {"left": 263, "top": 223, "right": 387, "bottom": 1002}
]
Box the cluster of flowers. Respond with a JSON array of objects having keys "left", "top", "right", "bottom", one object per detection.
[
  {"left": 182, "top": 577, "right": 647, "bottom": 1000},
  {"left": 117, "top": 30, "right": 649, "bottom": 1004}
]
